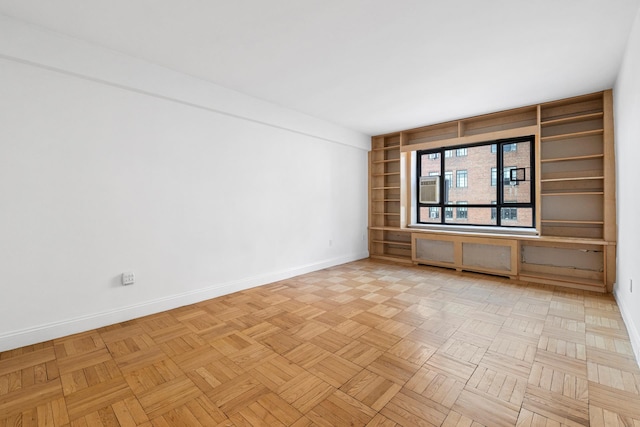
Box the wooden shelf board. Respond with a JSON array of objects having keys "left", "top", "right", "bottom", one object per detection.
[
  {"left": 369, "top": 226, "right": 412, "bottom": 232},
  {"left": 540, "top": 128, "right": 603, "bottom": 142},
  {"left": 541, "top": 192, "right": 604, "bottom": 196},
  {"left": 371, "top": 186, "right": 401, "bottom": 190},
  {"left": 541, "top": 176, "right": 604, "bottom": 182},
  {"left": 541, "top": 219, "right": 604, "bottom": 225},
  {"left": 372, "top": 144, "right": 400, "bottom": 151},
  {"left": 541, "top": 154, "right": 604, "bottom": 163},
  {"left": 540, "top": 112, "right": 603, "bottom": 126},
  {"left": 519, "top": 270, "right": 604, "bottom": 288},
  {"left": 370, "top": 254, "right": 413, "bottom": 264},
  {"left": 372, "top": 240, "right": 412, "bottom": 247},
  {"left": 371, "top": 199, "right": 401, "bottom": 202},
  {"left": 372, "top": 159, "right": 400, "bottom": 164},
  {"left": 372, "top": 212, "right": 401, "bottom": 216},
  {"left": 372, "top": 172, "right": 401, "bottom": 177}
]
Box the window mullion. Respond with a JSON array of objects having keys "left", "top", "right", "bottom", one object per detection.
[{"left": 496, "top": 143, "right": 503, "bottom": 227}]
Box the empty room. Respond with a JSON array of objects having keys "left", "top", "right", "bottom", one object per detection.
[{"left": 1, "top": 1, "right": 640, "bottom": 426}]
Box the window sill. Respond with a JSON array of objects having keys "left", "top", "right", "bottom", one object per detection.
[{"left": 408, "top": 223, "right": 539, "bottom": 237}]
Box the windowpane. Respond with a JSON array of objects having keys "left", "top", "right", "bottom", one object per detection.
[
  {"left": 445, "top": 145, "right": 495, "bottom": 204},
  {"left": 502, "top": 140, "right": 531, "bottom": 204},
  {"left": 445, "top": 207, "right": 497, "bottom": 226},
  {"left": 420, "top": 152, "right": 441, "bottom": 178},
  {"left": 419, "top": 206, "right": 441, "bottom": 223},
  {"left": 445, "top": 207, "right": 453, "bottom": 219},
  {"left": 456, "top": 148, "right": 467, "bottom": 157},
  {"left": 445, "top": 150, "right": 453, "bottom": 158}
]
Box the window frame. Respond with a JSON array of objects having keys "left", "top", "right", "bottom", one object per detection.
[{"left": 416, "top": 135, "right": 535, "bottom": 228}]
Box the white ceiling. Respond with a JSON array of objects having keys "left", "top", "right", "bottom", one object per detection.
[{"left": 1, "top": 0, "right": 639, "bottom": 135}]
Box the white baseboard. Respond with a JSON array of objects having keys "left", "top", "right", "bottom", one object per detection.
[
  {"left": 0, "top": 252, "right": 368, "bottom": 352},
  {"left": 614, "top": 285, "right": 640, "bottom": 369}
]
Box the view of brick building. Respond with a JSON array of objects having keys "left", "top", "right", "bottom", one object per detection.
[{"left": 418, "top": 141, "right": 533, "bottom": 227}]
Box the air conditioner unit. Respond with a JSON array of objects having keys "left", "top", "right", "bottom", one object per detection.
[{"left": 419, "top": 176, "right": 439, "bottom": 204}]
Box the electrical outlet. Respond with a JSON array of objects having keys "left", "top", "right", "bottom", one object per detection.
[{"left": 122, "top": 272, "right": 135, "bottom": 286}]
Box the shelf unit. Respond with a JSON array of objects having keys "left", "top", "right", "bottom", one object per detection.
[
  {"left": 368, "top": 90, "right": 617, "bottom": 292},
  {"left": 369, "top": 134, "right": 412, "bottom": 262},
  {"left": 539, "top": 93, "right": 610, "bottom": 240}
]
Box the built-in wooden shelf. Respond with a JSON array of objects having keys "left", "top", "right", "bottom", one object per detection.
[
  {"left": 372, "top": 145, "right": 401, "bottom": 151},
  {"left": 540, "top": 111, "right": 604, "bottom": 126},
  {"left": 540, "top": 129, "right": 604, "bottom": 142},
  {"left": 519, "top": 271, "right": 603, "bottom": 289},
  {"left": 541, "top": 176, "right": 604, "bottom": 183},
  {"left": 369, "top": 90, "right": 615, "bottom": 292},
  {"left": 541, "top": 219, "right": 604, "bottom": 225},
  {"left": 371, "top": 240, "right": 412, "bottom": 247},
  {"left": 541, "top": 154, "right": 604, "bottom": 163},
  {"left": 541, "top": 191, "right": 604, "bottom": 196}
]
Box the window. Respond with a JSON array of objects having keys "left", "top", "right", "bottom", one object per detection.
[
  {"left": 457, "top": 202, "right": 468, "bottom": 219},
  {"left": 491, "top": 201, "right": 518, "bottom": 221},
  {"left": 502, "top": 207, "right": 518, "bottom": 220},
  {"left": 491, "top": 167, "right": 518, "bottom": 186},
  {"left": 503, "top": 167, "right": 517, "bottom": 186},
  {"left": 491, "top": 143, "right": 517, "bottom": 153},
  {"left": 416, "top": 136, "right": 534, "bottom": 228},
  {"left": 456, "top": 170, "right": 468, "bottom": 188},
  {"left": 445, "top": 171, "right": 453, "bottom": 189}
]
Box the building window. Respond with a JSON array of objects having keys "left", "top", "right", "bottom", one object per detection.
[
  {"left": 492, "top": 167, "right": 518, "bottom": 186},
  {"left": 445, "top": 171, "right": 453, "bottom": 189},
  {"left": 457, "top": 202, "right": 468, "bottom": 219},
  {"left": 503, "top": 166, "right": 518, "bottom": 186},
  {"left": 502, "top": 206, "right": 518, "bottom": 220},
  {"left": 417, "top": 136, "right": 534, "bottom": 228},
  {"left": 491, "top": 143, "right": 517, "bottom": 153},
  {"left": 456, "top": 170, "right": 468, "bottom": 188},
  {"left": 491, "top": 201, "right": 518, "bottom": 221}
]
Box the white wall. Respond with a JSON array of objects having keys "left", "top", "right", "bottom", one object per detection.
[
  {"left": 613, "top": 6, "right": 640, "bottom": 365},
  {"left": 0, "top": 15, "right": 370, "bottom": 351}
]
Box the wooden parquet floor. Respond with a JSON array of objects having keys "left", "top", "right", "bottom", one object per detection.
[{"left": 2, "top": 260, "right": 640, "bottom": 426}]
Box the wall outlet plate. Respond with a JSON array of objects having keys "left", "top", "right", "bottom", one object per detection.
[{"left": 122, "top": 272, "right": 135, "bottom": 286}]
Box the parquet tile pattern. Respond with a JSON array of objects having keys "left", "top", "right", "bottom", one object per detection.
[{"left": 1, "top": 259, "right": 639, "bottom": 426}]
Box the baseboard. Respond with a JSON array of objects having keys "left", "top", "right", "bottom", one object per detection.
[
  {"left": 614, "top": 285, "right": 640, "bottom": 369},
  {"left": 0, "top": 252, "right": 368, "bottom": 352}
]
